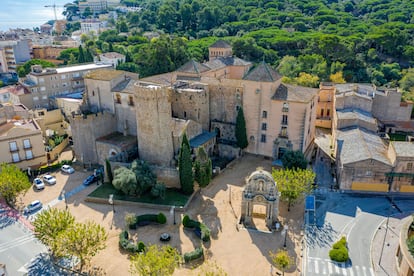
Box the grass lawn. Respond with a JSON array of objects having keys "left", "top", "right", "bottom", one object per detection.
[
  {"left": 88, "top": 183, "right": 190, "bottom": 207},
  {"left": 389, "top": 133, "right": 407, "bottom": 141}
]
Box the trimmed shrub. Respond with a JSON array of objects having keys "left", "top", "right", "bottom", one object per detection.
[
  {"left": 329, "top": 236, "right": 349, "bottom": 262},
  {"left": 119, "top": 230, "right": 146, "bottom": 253},
  {"left": 182, "top": 215, "right": 190, "bottom": 227},
  {"left": 125, "top": 213, "right": 137, "bottom": 229},
  {"left": 182, "top": 215, "right": 210, "bottom": 242},
  {"left": 183, "top": 247, "right": 204, "bottom": 263},
  {"left": 157, "top": 212, "right": 167, "bottom": 224}
]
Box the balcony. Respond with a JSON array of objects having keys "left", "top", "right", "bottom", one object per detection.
[{"left": 278, "top": 132, "right": 289, "bottom": 139}]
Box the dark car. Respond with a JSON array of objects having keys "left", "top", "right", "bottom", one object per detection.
[{"left": 82, "top": 174, "right": 97, "bottom": 186}]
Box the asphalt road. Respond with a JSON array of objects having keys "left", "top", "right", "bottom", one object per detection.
[
  {"left": 304, "top": 192, "right": 414, "bottom": 276},
  {"left": 0, "top": 212, "right": 46, "bottom": 275}
]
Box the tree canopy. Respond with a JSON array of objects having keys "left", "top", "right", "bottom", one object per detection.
[
  {"left": 129, "top": 244, "right": 181, "bottom": 276},
  {"left": 272, "top": 168, "right": 315, "bottom": 211},
  {"left": 0, "top": 163, "right": 31, "bottom": 205},
  {"left": 178, "top": 133, "right": 194, "bottom": 195},
  {"left": 17, "top": 59, "right": 55, "bottom": 77},
  {"left": 281, "top": 150, "right": 308, "bottom": 170}
]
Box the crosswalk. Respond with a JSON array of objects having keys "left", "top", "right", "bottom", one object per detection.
[
  {"left": 306, "top": 257, "right": 375, "bottom": 276},
  {"left": 0, "top": 233, "right": 37, "bottom": 253}
]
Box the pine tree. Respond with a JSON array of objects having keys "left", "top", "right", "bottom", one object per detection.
[
  {"left": 235, "top": 107, "right": 248, "bottom": 149},
  {"left": 78, "top": 45, "right": 85, "bottom": 63},
  {"left": 179, "top": 133, "right": 194, "bottom": 194}
]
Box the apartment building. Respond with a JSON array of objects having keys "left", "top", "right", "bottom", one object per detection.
[
  {"left": 0, "top": 40, "right": 31, "bottom": 72},
  {"left": 0, "top": 105, "right": 47, "bottom": 170},
  {"left": 21, "top": 63, "right": 112, "bottom": 109}
]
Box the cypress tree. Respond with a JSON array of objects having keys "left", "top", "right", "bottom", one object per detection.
[
  {"left": 105, "top": 159, "right": 113, "bottom": 185},
  {"left": 235, "top": 107, "right": 248, "bottom": 149},
  {"left": 178, "top": 133, "right": 194, "bottom": 194},
  {"left": 78, "top": 45, "right": 85, "bottom": 63}
]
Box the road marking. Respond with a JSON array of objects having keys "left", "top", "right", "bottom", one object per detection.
[
  {"left": 314, "top": 259, "right": 319, "bottom": 274},
  {"left": 0, "top": 233, "right": 35, "bottom": 253}
]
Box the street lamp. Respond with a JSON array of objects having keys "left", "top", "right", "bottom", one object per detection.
[
  {"left": 62, "top": 190, "right": 68, "bottom": 210},
  {"left": 109, "top": 194, "right": 115, "bottom": 213},
  {"left": 283, "top": 224, "right": 289, "bottom": 248},
  {"left": 173, "top": 206, "right": 176, "bottom": 225}
]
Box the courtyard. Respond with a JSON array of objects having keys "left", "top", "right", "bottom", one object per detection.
[{"left": 19, "top": 153, "right": 305, "bottom": 275}]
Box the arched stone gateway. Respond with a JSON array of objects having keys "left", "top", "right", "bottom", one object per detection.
[{"left": 240, "top": 168, "right": 280, "bottom": 229}]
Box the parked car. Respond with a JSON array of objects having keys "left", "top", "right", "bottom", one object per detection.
[
  {"left": 33, "top": 178, "right": 45, "bottom": 190},
  {"left": 82, "top": 174, "right": 97, "bottom": 186},
  {"left": 43, "top": 174, "right": 56, "bottom": 185},
  {"left": 61, "top": 165, "right": 75, "bottom": 174},
  {"left": 24, "top": 200, "right": 43, "bottom": 214}
]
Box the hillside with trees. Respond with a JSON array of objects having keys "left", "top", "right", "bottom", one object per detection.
[{"left": 63, "top": 0, "right": 414, "bottom": 91}]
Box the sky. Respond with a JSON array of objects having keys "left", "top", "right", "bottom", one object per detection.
[{"left": 0, "top": 0, "right": 70, "bottom": 31}]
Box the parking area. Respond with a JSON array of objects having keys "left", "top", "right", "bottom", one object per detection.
[{"left": 18, "top": 164, "right": 97, "bottom": 216}]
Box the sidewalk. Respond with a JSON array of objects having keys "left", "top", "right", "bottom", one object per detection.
[{"left": 371, "top": 215, "right": 409, "bottom": 276}]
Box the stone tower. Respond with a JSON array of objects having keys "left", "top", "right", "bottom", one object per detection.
[{"left": 134, "top": 82, "right": 174, "bottom": 166}]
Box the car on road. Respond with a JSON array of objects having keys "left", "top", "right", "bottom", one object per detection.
[
  {"left": 61, "top": 165, "right": 75, "bottom": 174},
  {"left": 24, "top": 200, "right": 43, "bottom": 214},
  {"left": 33, "top": 178, "right": 45, "bottom": 190},
  {"left": 43, "top": 174, "right": 56, "bottom": 185},
  {"left": 82, "top": 174, "right": 97, "bottom": 186}
]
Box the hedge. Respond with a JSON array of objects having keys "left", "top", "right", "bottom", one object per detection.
[
  {"left": 182, "top": 215, "right": 211, "bottom": 242},
  {"left": 329, "top": 236, "right": 349, "bottom": 262},
  {"left": 183, "top": 247, "right": 204, "bottom": 263},
  {"left": 33, "top": 160, "right": 72, "bottom": 175},
  {"left": 119, "top": 230, "right": 146, "bottom": 253}
]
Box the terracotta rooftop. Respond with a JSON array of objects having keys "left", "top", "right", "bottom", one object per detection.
[
  {"left": 0, "top": 120, "right": 39, "bottom": 136},
  {"left": 243, "top": 62, "right": 282, "bottom": 82},
  {"left": 85, "top": 69, "right": 124, "bottom": 81},
  {"left": 272, "top": 83, "right": 318, "bottom": 103}
]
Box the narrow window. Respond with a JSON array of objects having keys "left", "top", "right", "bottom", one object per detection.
[
  {"left": 321, "top": 109, "right": 324, "bottom": 117},
  {"left": 262, "top": 110, "right": 267, "bottom": 118},
  {"left": 262, "top": 123, "right": 267, "bottom": 131},
  {"left": 9, "top": 141, "right": 17, "bottom": 151},
  {"left": 260, "top": 134, "right": 266, "bottom": 143},
  {"left": 116, "top": 93, "right": 121, "bottom": 104},
  {"left": 23, "top": 139, "right": 31, "bottom": 149}
]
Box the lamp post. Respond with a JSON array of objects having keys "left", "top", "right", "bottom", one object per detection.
[
  {"left": 283, "top": 224, "right": 289, "bottom": 248},
  {"left": 62, "top": 190, "right": 68, "bottom": 210},
  {"left": 109, "top": 194, "right": 115, "bottom": 213},
  {"left": 173, "top": 205, "right": 176, "bottom": 225}
]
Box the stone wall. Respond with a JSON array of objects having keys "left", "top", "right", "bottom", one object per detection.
[
  {"left": 335, "top": 92, "right": 372, "bottom": 113},
  {"left": 69, "top": 111, "right": 117, "bottom": 164},
  {"left": 171, "top": 83, "right": 210, "bottom": 130},
  {"left": 152, "top": 165, "right": 180, "bottom": 188},
  {"left": 211, "top": 121, "right": 236, "bottom": 142},
  {"left": 135, "top": 83, "right": 174, "bottom": 167},
  {"left": 218, "top": 143, "right": 240, "bottom": 159},
  {"left": 207, "top": 81, "right": 242, "bottom": 124},
  {"left": 372, "top": 90, "right": 412, "bottom": 122}
]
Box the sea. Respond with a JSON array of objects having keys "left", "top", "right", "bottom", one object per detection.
[{"left": 0, "top": 0, "right": 69, "bottom": 32}]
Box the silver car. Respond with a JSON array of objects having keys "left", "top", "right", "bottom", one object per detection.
[
  {"left": 61, "top": 165, "right": 75, "bottom": 174},
  {"left": 33, "top": 178, "right": 45, "bottom": 190},
  {"left": 24, "top": 200, "right": 43, "bottom": 214},
  {"left": 43, "top": 174, "right": 56, "bottom": 185}
]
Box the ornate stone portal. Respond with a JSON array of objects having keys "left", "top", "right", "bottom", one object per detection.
[{"left": 240, "top": 168, "right": 279, "bottom": 229}]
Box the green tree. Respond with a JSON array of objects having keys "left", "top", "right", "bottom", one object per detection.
[
  {"left": 235, "top": 107, "right": 248, "bottom": 149},
  {"left": 178, "top": 133, "right": 194, "bottom": 195},
  {"left": 58, "top": 221, "right": 107, "bottom": 272},
  {"left": 131, "top": 159, "right": 157, "bottom": 194},
  {"left": 281, "top": 150, "right": 308, "bottom": 170},
  {"left": 193, "top": 147, "right": 212, "bottom": 188},
  {"left": 105, "top": 159, "right": 113, "bottom": 185},
  {"left": 83, "top": 7, "right": 93, "bottom": 18},
  {"left": 130, "top": 244, "right": 181, "bottom": 276},
  {"left": 270, "top": 249, "right": 294, "bottom": 276},
  {"left": 17, "top": 59, "right": 56, "bottom": 77},
  {"left": 33, "top": 208, "right": 75, "bottom": 259},
  {"left": 272, "top": 168, "right": 315, "bottom": 211},
  {"left": 400, "top": 69, "right": 414, "bottom": 92},
  {"left": 78, "top": 45, "right": 86, "bottom": 63},
  {"left": 0, "top": 163, "right": 31, "bottom": 205},
  {"left": 112, "top": 166, "right": 138, "bottom": 196}
]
